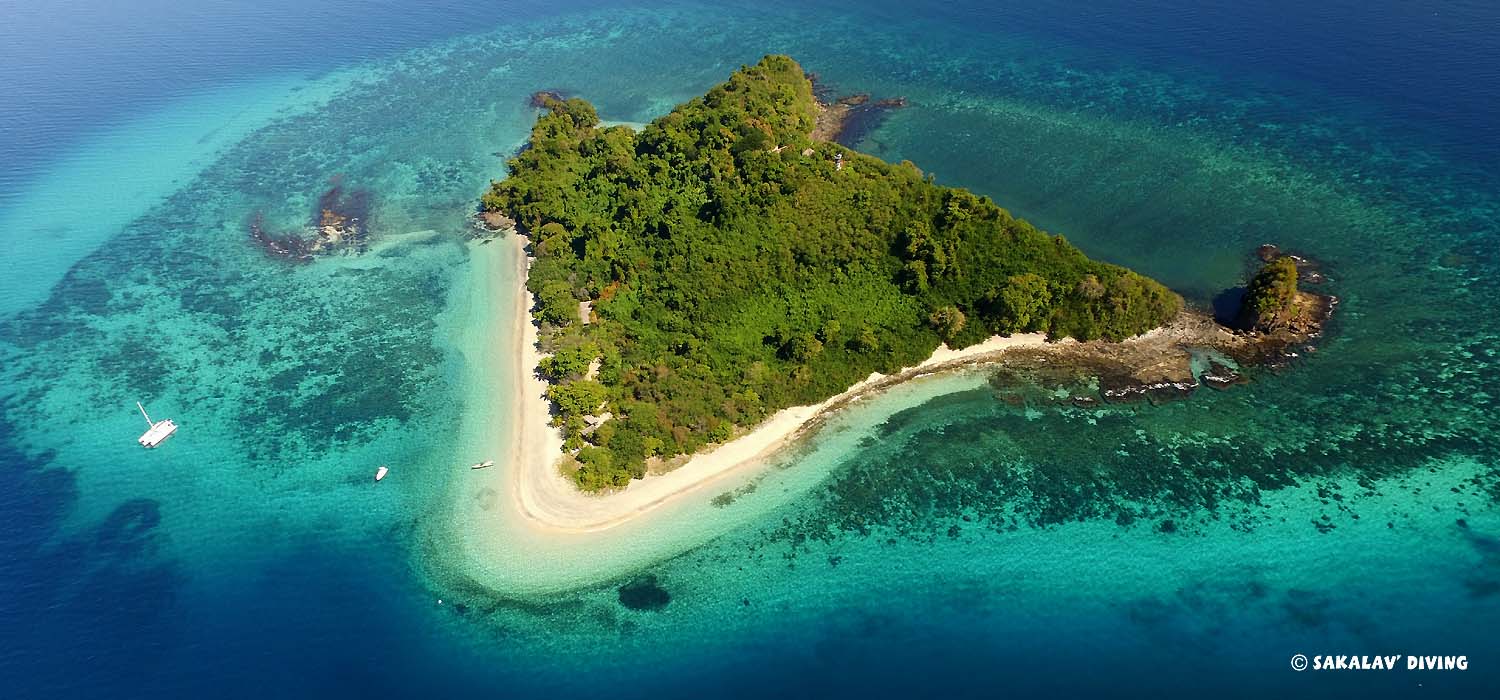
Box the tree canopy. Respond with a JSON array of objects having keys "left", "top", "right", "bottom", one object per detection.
[
  {"left": 1240, "top": 256, "right": 1301, "bottom": 331},
  {"left": 486, "top": 55, "right": 1181, "bottom": 489}
]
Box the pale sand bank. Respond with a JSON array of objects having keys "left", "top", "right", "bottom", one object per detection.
[{"left": 502, "top": 235, "right": 1056, "bottom": 534}]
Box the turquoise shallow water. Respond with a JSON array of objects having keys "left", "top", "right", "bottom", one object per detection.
[{"left": 2, "top": 1, "right": 1498, "bottom": 697}]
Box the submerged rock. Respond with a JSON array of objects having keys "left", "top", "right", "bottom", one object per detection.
[
  {"left": 1200, "top": 360, "right": 1247, "bottom": 389},
  {"left": 529, "top": 89, "right": 570, "bottom": 108},
  {"left": 249, "top": 214, "right": 314, "bottom": 262},
  {"left": 249, "top": 176, "right": 371, "bottom": 261},
  {"left": 1100, "top": 380, "right": 1197, "bottom": 405},
  {"left": 618, "top": 574, "right": 671, "bottom": 611},
  {"left": 1100, "top": 381, "right": 1148, "bottom": 404}
]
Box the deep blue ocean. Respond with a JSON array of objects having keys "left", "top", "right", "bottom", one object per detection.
[{"left": 3, "top": 1, "right": 1498, "bottom": 698}]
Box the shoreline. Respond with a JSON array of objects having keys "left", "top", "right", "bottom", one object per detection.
[
  {"left": 502, "top": 233, "right": 1055, "bottom": 534},
  {"left": 496, "top": 233, "right": 1327, "bottom": 535}
]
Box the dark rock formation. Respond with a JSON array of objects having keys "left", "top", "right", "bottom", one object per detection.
[
  {"left": 808, "top": 74, "right": 908, "bottom": 146},
  {"left": 313, "top": 181, "right": 370, "bottom": 251},
  {"left": 529, "top": 89, "right": 570, "bottom": 108},
  {"left": 1101, "top": 379, "right": 1197, "bottom": 405},
  {"left": 617, "top": 574, "right": 671, "bottom": 611},
  {"left": 1200, "top": 360, "right": 1247, "bottom": 390},
  {"left": 249, "top": 176, "right": 371, "bottom": 261},
  {"left": 477, "top": 210, "right": 516, "bottom": 234},
  {"left": 249, "top": 214, "right": 314, "bottom": 262}
]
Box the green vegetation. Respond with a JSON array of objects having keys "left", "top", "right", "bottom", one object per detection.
[
  {"left": 487, "top": 55, "right": 1181, "bottom": 489},
  {"left": 1241, "top": 257, "right": 1299, "bottom": 330}
]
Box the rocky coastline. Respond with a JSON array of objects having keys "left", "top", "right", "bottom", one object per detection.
[
  {"left": 480, "top": 82, "right": 1334, "bottom": 419},
  {"left": 981, "top": 245, "right": 1337, "bottom": 408},
  {"left": 807, "top": 73, "right": 908, "bottom": 145}
]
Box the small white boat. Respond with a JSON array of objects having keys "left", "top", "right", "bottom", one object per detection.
[
  {"left": 375, "top": 465, "right": 389, "bottom": 481},
  {"left": 470, "top": 460, "right": 495, "bottom": 470},
  {"left": 136, "top": 401, "right": 178, "bottom": 448}
]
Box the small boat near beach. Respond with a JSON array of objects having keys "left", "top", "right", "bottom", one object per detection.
[
  {"left": 470, "top": 460, "right": 495, "bottom": 470},
  {"left": 135, "top": 401, "right": 178, "bottom": 448},
  {"left": 375, "top": 465, "right": 389, "bottom": 481}
]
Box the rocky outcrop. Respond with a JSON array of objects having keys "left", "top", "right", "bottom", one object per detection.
[
  {"left": 529, "top": 89, "right": 570, "bottom": 108},
  {"left": 1199, "top": 360, "right": 1248, "bottom": 390},
  {"left": 476, "top": 210, "right": 516, "bottom": 235},
  {"left": 1256, "top": 243, "right": 1330, "bottom": 286},
  {"left": 807, "top": 73, "right": 908, "bottom": 146},
  {"left": 1235, "top": 245, "right": 1337, "bottom": 339},
  {"left": 1238, "top": 255, "right": 1323, "bottom": 334},
  {"left": 978, "top": 245, "right": 1335, "bottom": 408},
  {"left": 249, "top": 178, "right": 371, "bottom": 261}
]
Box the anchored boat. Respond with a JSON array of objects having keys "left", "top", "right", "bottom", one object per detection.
[
  {"left": 375, "top": 465, "right": 389, "bottom": 481},
  {"left": 136, "top": 402, "right": 177, "bottom": 448},
  {"left": 470, "top": 460, "right": 495, "bottom": 470}
]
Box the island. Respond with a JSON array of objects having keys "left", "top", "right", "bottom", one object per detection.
[
  {"left": 482, "top": 55, "right": 1183, "bottom": 491},
  {"left": 478, "top": 55, "right": 1330, "bottom": 519},
  {"left": 1239, "top": 256, "right": 1326, "bottom": 335}
]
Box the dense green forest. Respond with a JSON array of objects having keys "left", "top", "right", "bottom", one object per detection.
[
  {"left": 485, "top": 55, "right": 1181, "bottom": 490},
  {"left": 1240, "top": 257, "right": 1301, "bottom": 331}
]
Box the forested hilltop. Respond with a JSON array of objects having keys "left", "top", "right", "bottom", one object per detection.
[{"left": 485, "top": 55, "right": 1181, "bottom": 490}]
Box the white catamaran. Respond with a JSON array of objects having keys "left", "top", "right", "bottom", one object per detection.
[{"left": 136, "top": 401, "right": 178, "bottom": 448}]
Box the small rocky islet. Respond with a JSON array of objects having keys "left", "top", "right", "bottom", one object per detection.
[{"left": 985, "top": 244, "right": 1337, "bottom": 408}]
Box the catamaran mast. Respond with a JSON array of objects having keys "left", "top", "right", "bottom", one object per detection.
[{"left": 134, "top": 400, "right": 178, "bottom": 448}]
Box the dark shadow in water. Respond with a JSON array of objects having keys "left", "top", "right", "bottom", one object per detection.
[
  {"left": 618, "top": 574, "right": 671, "bottom": 611},
  {"left": 1211, "top": 286, "right": 1246, "bottom": 326},
  {"left": 1459, "top": 522, "right": 1500, "bottom": 598},
  {"left": 0, "top": 411, "right": 182, "bottom": 691}
]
